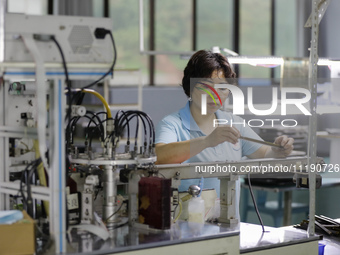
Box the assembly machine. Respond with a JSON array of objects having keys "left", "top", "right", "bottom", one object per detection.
[
  {"left": 0, "top": 9, "right": 121, "bottom": 253},
  {"left": 0, "top": 0, "right": 327, "bottom": 254}
]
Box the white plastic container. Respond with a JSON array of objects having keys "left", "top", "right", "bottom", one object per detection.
[
  {"left": 188, "top": 185, "right": 205, "bottom": 224},
  {"left": 188, "top": 197, "right": 205, "bottom": 223}
]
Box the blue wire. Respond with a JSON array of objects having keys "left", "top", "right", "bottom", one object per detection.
[{"left": 198, "top": 177, "right": 204, "bottom": 197}]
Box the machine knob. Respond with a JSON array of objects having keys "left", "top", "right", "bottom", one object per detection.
[{"left": 188, "top": 185, "right": 200, "bottom": 197}]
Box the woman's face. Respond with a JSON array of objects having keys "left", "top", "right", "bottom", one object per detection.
[{"left": 191, "top": 70, "right": 231, "bottom": 115}]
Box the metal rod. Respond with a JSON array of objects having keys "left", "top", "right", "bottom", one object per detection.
[
  {"left": 239, "top": 136, "right": 283, "bottom": 148},
  {"left": 149, "top": 0, "right": 155, "bottom": 85},
  {"left": 270, "top": 0, "right": 276, "bottom": 79},
  {"left": 307, "top": 0, "right": 321, "bottom": 237},
  {"left": 0, "top": 0, "right": 6, "bottom": 63},
  {"left": 192, "top": 0, "right": 197, "bottom": 51},
  {"left": 104, "top": 0, "right": 109, "bottom": 17},
  {"left": 103, "top": 165, "right": 119, "bottom": 223},
  {"left": 139, "top": 0, "right": 144, "bottom": 53},
  {"left": 48, "top": 0, "right": 53, "bottom": 15},
  {"left": 232, "top": 0, "right": 240, "bottom": 75}
]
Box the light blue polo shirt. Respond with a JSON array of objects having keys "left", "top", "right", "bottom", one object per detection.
[
  {"left": 155, "top": 101, "right": 263, "bottom": 213},
  {"left": 156, "top": 101, "right": 262, "bottom": 162}
]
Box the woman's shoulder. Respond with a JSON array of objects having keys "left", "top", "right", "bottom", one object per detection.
[{"left": 158, "top": 111, "right": 182, "bottom": 126}]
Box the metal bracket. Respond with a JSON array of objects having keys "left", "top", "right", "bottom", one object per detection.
[
  {"left": 305, "top": 0, "right": 332, "bottom": 28},
  {"left": 81, "top": 175, "right": 99, "bottom": 224},
  {"left": 218, "top": 175, "right": 239, "bottom": 224}
]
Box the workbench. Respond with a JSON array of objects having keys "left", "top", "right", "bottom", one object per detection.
[{"left": 62, "top": 221, "right": 320, "bottom": 255}]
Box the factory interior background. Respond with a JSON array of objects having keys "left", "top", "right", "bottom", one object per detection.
[{"left": 1, "top": 0, "right": 340, "bottom": 254}]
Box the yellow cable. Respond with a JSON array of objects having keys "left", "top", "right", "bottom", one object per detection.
[
  {"left": 79, "top": 89, "right": 112, "bottom": 118},
  {"left": 173, "top": 201, "right": 182, "bottom": 223},
  {"left": 181, "top": 194, "right": 192, "bottom": 202},
  {"left": 33, "top": 140, "right": 49, "bottom": 216}
]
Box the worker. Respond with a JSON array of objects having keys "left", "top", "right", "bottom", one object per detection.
[{"left": 155, "top": 50, "right": 294, "bottom": 218}]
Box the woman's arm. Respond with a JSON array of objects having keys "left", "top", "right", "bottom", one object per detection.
[
  {"left": 155, "top": 137, "right": 208, "bottom": 164},
  {"left": 155, "top": 126, "right": 240, "bottom": 164}
]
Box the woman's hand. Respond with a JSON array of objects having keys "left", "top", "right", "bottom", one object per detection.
[
  {"left": 248, "top": 135, "right": 294, "bottom": 159},
  {"left": 205, "top": 126, "right": 241, "bottom": 148},
  {"left": 271, "top": 135, "right": 294, "bottom": 157}
]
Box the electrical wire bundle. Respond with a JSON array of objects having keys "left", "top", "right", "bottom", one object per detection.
[
  {"left": 66, "top": 110, "right": 107, "bottom": 152},
  {"left": 50, "top": 28, "right": 116, "bottom": 177},
  {"left": 63, "top": 90, "right": 156, "bottom": 161},
  {"left": 65, "top": 106, "right": 156, "bottom": 161},
  {"left": 19, "top": 157, "right": 42, "bottom": 218},
  {"left": 51, "top": 28, "right": 117, "bottom": 123},
  {"left": 111, "top": 110, "right": 155, "bottom": 158}
]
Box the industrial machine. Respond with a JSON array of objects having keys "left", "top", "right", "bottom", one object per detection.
[{"left": 0, "top": 1, "right": 327, "bottom": 254}]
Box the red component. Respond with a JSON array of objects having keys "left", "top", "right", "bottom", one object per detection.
[{"left": 138, "top": 177, "right": 171, "bottom": 230}]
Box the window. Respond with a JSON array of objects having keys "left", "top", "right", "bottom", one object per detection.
[
  {"left": 7, "top": 0, "right": 47, "bottom": 15},
  {"left": 91, "top": 0, "right": 298, "bottom": 86},
  {"left": 274, "top": 0, "right": 298, "bottom": 80},
  {"left": 239, "top": 0, "right": 271, "bottom": 79},
  {"left": 94, "top": 0, "right": 149, "bottom": 83},
  {"left": 154, "top": 0, "right": 191, "bottom": 85},
  {"left": 197, "top": 0, "right": 233, "bottom": 51},
  {"left": 275, "top": 0, "right": 297, "bottom": 57}
]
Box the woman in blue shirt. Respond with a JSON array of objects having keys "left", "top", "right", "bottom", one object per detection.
[{"left": 155, "top": 50, "right": 294, "bottom": 210}]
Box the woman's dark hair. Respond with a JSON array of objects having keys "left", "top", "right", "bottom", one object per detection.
[{"left": 181, "top": 50, "right": 236, "bottom": 97}]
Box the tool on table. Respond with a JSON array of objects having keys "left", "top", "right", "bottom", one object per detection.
[{"left": 294, "top": 215, "right": 340, "bottom": 236}]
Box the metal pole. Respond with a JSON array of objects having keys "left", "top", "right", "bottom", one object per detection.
[
  {"left": 307, "top": 0, "right": 319, "bottom": 236},
  {"left": 0, "top": 0, "right": 6, "bottom": 62},
  {"left": 50, "top": 79, "right": 66, "bottom": 253},
  {"left": 270, "top": 0, "right": 276, "bottom": 79},
  {"left": 139, "top": 0, "right": 144, "bottom": 53},
  {"left": 192, "top": 0, "right": 197, "bottom": 51},
  {"left": 53, "top": 0, "right": 59, "bottom": 15},
  {"left": 0, "top": 78, "right": 5, "bottom": 210},
  {"left": 149, "top": 0, "right": 155, "bottom": 85},
  {"left": 104, "top": 0, "right": 109, "bottom": 17},
  {"left": 232, "top": 0, "right": 240, "bottom": 75},
  {"left": 103, "top": 165, "right": 119, "bottom": 223}
]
